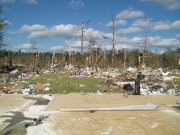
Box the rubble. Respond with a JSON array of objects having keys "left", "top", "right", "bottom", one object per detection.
[
  {"left": 126, "top": 67, "right": 137, "bottom": 73},
  {"left": 10, "top": 69, "right": 18, "bottom": 74}
]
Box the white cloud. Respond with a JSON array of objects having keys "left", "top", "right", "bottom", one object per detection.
[
  {"left": 115, "top": 27, "right": 142, "bottom": 34},
  {"left": 21, "top": 24, "right": 46, "bottom": 32},
  {"left": 48, "top": 40, "right": 89, "bottom": 52},
  {"left": 106, "top": 20, "right": 127, "bottom": 27},
  {"left": 13, "top": 43, "right": 40, "bottom": 50},
  {"left": 131, "top": 19, "right": 180, "bottom": 31},
  {"left": 115, "top": 44, "right": 134, "bottom": 50},
  {"left": 0, "top": 0, "right": 15, "bottom": 4},
  {"left": 176, "top": 33, "right": 180, "bottom": 39},
  {"left": 103, "top": 36, "right": 144, "bottom": 50},
  {"left": 10, "top": 24, "right": 73, "bottom": 38},
  {"left": 140, "top": 0, "right": 180, "bottom": 10},
  {"left": 152, "top": 20, "right": 180, "bottom": 30},
  {"left": 49, "top": 45, "right": 65, "bottom": 52},
  {"left": 10, "top": 24, "right": 103, "bottom": 40},
  {"left": 9, "top": 24, "right": 46, "bottom": 34},
  {"left": 47, "top": 34, "right": 180, "bottom": 53},
  {"left": 68, "top": 0, "right": 84, "bottom": 9},
  {"left": 152, "top": 21, "right": 171, "bottom": 30},
  {"left": 171, "top": 20, "right": 180, "bottom": 28},
  {"left": 115, "top": 36, "right": 144, "bottom": 46},
  {"left": 107, "top": 35, "right": 179, "bottom": 51},
  {"left": 116, "top": 10, "right": 144, "bottom": 19},
  {"left": 14, "top": 43, "right": 32, "bottom": 49},
  {"left": 130, "top": 37, "right": 144, "bottom": 43},
  {"left": 22, "top": 0, "right": 38, "bottom": 4},
  {"left": 5, "top": 20, "right": 13, "bottom": 25},
  {"left": 65, "top": 41, "right": 81, "bottom": 48},
  {"left": 64, "top": 40, "right": 89, "bottom": 52},
  {"left": 85, "top": 28, "right": 106, "bottom": 39},
  {"left": 0, "top": 0, "right": 38, "bottom": 4},
  {"left": 147, "top": 36, "right": 179, "bottom": 48},
  {"left": 27, "top": 24, "right": 77, "bottom": 39},
  {"left": 132, "top": 19, "right": 146, "bottom": 27},
  {"left": 169, "top": 1, "right": 180, "bottom": 10},
  {"left": 97, "top": 22, "right": 104, "bottom": 26}
]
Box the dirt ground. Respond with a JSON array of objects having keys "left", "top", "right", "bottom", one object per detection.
[{"left": 0, "top": 93, "right": 180, "bottom": 135}]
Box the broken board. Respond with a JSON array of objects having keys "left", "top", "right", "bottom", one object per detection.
[{"left": 60, "top": 103, "right": 157, "bottom": 112}]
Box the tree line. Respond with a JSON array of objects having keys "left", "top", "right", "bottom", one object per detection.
[{"left": 0, "top": 48, "right": 179, "bottom": 71}]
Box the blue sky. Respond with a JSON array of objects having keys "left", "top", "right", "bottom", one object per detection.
[{"left": 1, "top": 0, "right": 180, "bottom": 53}]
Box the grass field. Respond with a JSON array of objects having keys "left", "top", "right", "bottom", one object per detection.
[{"left": 33, "top": 73, "right": 110, "bottom": 94}]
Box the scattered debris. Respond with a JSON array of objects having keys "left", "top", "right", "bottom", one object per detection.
[
  {"left": 95, "top": 90, "right": 102, "bottom": 96},
  {"left": 10, "top": 69, "right": 18, "bottom": 74},
  {"left": 0, "top": 66, "right": 180, "bottom": 96},
  {"left": 31, "top": 114, "right": 50, "bottom": 126}
]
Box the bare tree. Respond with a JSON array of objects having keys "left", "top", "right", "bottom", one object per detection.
[
  {"left": 81, "top": 19, "right": 91, "bottom": 64},
  {"left": 111, "top": 15, "right": 115, "bottom": 68}
]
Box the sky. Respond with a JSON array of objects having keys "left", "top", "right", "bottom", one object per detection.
[{"left": 0, "top": 0, "right": 180, "bottom": 54}]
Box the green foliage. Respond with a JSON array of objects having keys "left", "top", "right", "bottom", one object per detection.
[
  {"left": 160, "top": 48, "right": 179, "bottom": 68},
  {"left": 117, "top": 49, "right": 124, "bottom": 61},
  {"left": 0, "top": 4, "right": 8, "bottom": 50},
  {"left": 0, "top": 49, "right": 8, "bottom": 66},
  {"left": 0, "top": 49, "right": 8, "bottom": 57},
  {"left": 128, "top": 49, "right": 140, "bottom": 66}
]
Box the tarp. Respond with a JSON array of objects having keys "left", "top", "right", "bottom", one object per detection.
[{"left": 123, "top": 83, "right": 134, "bottom": 90}]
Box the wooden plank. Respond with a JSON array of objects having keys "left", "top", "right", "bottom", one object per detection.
[{"left": 60, "top": 103, "right": 157, "bottom": 112}]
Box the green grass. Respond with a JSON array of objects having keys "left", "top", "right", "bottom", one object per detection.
[
  {"left": 37, "top": 74, "right": 106, "bottom": 94},
  {"left": 166, "top": 78, "right": 180, "bottom": 89}
]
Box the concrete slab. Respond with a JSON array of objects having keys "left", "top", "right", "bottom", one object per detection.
[{"left": 0, "top": 94, "right": 180, "bottom": 135}]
